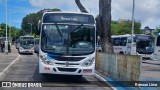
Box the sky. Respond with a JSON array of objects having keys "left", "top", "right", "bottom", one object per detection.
[{"left": 0, "top": 0, "right": 160, "bottom": 29}]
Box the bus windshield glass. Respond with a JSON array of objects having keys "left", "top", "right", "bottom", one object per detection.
[
  {"left": 156, "top": 36, "right": 160, "bottom": 46},
  {"left": 20, "top": 38, "right": 34, "bottom": 49},
  {"left": 136, "top": 36, "right": 154, "bottom": 54},
  {"left": 41, "top": 24, "right": 95, "bottom": 55}
]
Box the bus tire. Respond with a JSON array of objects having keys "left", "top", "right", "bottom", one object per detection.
[{"left": 119, "top": 52, "right": 124, "bottom": 54}]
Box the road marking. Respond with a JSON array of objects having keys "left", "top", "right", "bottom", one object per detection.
[
  {"left": 94, "top": 73, "right": 117, "bottom": 90},
  {"left": 0, "top": 54, "right": 21, "bottom": 80}
]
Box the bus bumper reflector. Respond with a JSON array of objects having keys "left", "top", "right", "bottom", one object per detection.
[{"left": 83, "top": 69, "right": 92, "bottom": 73}]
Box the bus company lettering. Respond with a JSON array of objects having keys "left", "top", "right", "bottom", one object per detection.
[
  {"left": 61, "top": 17, "right": 77, "bottom": 21},
  {"left": 114, "top": 48, "right": 122, "bottom": 50},
  {"left": 135, "top": 83, "right": 158, "bottom": 87}
]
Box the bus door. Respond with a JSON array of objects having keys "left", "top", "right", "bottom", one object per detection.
[
  {"left": 127, "top": 38, "right": 132, "bottom": 54},
  {"left": 154, "top": 35, "right": 160, "bottom": 60}
]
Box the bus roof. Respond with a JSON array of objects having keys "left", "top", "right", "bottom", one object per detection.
[
  {"left": 43, "top": 12, "right": 94, "bottom": 16},
  {"left": 42, "top": 12, "right": 95, "bottom": 24},
  {"left": 112, "top": 34, "right": 151, "bottom": 38},
  {"left": 20, "top": 35, "right": 33, "bottom": 37}
]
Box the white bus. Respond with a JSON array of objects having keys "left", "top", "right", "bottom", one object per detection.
[
  {"left": 153, "top": 33, "right": 160, "bottom": 60},
  {"left": 112, "top": 34, "right": 154, "bottom": 59},
  {"left": 38, "top": 12, "right": 96, "bottom": 76},
  {"left": 18, "top": 35, "right": 34, "bottom": 54}
]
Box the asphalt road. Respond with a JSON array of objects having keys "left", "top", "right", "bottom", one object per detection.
[
  {"left": 141, "top": 60, "right": 160, "bottom": 81},
  {"left": 1, "top": 53, "right": 111, "bottom": 90}
]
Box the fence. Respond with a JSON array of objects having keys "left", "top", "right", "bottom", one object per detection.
[{"left": 96, "top": 52, "right": 141, "bottom": 81}]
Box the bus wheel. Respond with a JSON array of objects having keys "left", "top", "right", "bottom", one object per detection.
[
  {"left": 76, "top": 75, "right": 82, "bottom": 78},
  {"left": 119, "top": 52, "right": 124, "bottom": 54}
]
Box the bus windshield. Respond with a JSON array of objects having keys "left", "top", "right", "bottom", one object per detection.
[
  {"left": 41, "top": 24, "right": 95, "bottom": 55},
  {"left": 20, "top": 39, "right": 34, "bottom": 49},
  {"left": 136, "top": 36, "right": 154, "bottom": 54}
]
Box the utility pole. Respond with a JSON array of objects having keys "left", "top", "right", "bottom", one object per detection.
[
  {"left": 5, "top": 0, "right": 8, "bottom": 54},
  {"left": 131, "top": 0, "right": 135, "bottom": 55}
]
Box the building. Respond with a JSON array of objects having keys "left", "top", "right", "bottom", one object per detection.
[{"left": 143, "top": 26, "right": 155, "bottom": 35}]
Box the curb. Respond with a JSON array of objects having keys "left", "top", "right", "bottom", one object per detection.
[
  {"left": 0, "top": 54, "right": 21, "bottom": 80},
  {"left": 94, "top": 73, "right": 117, "bottom": 90}
]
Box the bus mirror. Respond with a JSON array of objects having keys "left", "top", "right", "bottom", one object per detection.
[{"left": 38, "top": 20, "right": 41, "bottom": 31}]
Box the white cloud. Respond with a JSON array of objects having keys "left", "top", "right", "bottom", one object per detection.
[
  {"left": 28, "top": 0, "right": 160, "bottom": 29},
  {"left": 28, "top": 0, "right": 98, "bottom": 16},
  {"left": 0, "top": 0, "right": 2, "bottom": 3},
  {"left": 112, "top": 0, "right": 160, "bottom": 29}
]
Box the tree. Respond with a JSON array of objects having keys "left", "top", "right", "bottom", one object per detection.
[
  {"left": 21, "top": 8, "right": 61, "bottom": 36},
  {"left": 75, "top": 0, "right": 113, "bottom": 53},
  {"left": 0, "top": 23, "right": 22, "bottom": 41},
  {"left": 153, "top": 27, "right": 160, "bottom": 36},
  {"left": 99, "top": 0, "right": 113, "bottom": 53},
  {"left": 75, "top": 0, "right": 88, "bottom": 13},
  {"left": 111, "top": 20, "right": 142, "bottom": 35}
]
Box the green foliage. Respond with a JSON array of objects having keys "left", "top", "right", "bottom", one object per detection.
[
  {"left": 111, "top": 20, "right": 143, "bottom": 35},
  {"left": 152, "top": 27, "right": 160, "bottom": 37},
  {"left": 21, "top": 8, "right": 61, "bottom": 36},
  {"left": 0, "top": 23, "right": 22, "bottom": 41}
]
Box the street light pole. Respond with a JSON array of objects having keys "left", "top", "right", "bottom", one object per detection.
[
  {"left": 31, "top": 23, "right": 32, "bottom": 35},
  {"left": 9, "top": 12, "right": 15, "bottom": 46},
  {"left": 5, "top": 0, "right": 8, "bottom": 54},
  {"left": 131, "top": 0, "right": 135, "bottom": 55}
]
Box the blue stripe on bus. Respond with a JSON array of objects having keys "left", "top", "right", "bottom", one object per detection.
[{"left": 47, "top": 53, "right": 61, "bottom": 60}]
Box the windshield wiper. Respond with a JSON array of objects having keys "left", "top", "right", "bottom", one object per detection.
[
  {"left": 55, "top": 24, "right": 63, "bottom": 37},
  {"left": 72, "top": 24, "right": 83, "bottom": 33}
]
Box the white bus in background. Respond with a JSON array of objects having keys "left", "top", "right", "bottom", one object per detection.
[
  {"left": 112, "top": 34, "right": 154, "bottom": 59},
  {"left": 38, "top": 12, "right": 96, "bottom": 76},
  {"left": 18, "top": 35, "right": 34, "bottom": 54},
  {"left": 153, "top": 33, "right": 160, "bottom": 60}
]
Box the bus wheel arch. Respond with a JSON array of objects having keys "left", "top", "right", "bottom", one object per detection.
[{"left": 119, "top": 51, "right": 124, "bottom": 54}]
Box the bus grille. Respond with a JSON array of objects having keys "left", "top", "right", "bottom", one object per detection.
[
  {"left": 50, "top": 56, "right": 85, "bottom": 61},
  {"left": 57, "top": 68, "right": 77, "bottom": 72}
]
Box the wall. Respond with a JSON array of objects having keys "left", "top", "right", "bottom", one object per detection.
[{"left": 96, "top": 52, "right": 141, "bottom": 81}]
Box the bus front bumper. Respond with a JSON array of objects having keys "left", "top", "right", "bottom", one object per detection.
[
  {"left": 39, "top": 61, "right": 95, "bottom": 75},
  {"left": 19, "top": 49, "right": 34, "bottom": 54}
]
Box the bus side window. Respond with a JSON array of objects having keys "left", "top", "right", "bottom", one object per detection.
[
  {"left": 120, "top": 37, "right": 127, "bottom": 46},
  {"left": 128, "top": 39, "right": 132, "bottom": 43},
  {"left": 113, "top": 38, "right": 120, "bottom": 46},
  {"left": 156, "top": 36, "right": 160, "bottom": 46}
]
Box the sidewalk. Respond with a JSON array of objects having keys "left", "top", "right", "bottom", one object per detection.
[
  {"left": 142, "top": 59, "right": 160, "bottom": 65},
  {"left": 94, "top": 59, "right": 160, "bottom": 90},
  {"left": 0, "top": 45, "right": 20, "bottom": 80}
]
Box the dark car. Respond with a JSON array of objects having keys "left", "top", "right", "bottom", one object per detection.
[{"left": 34, "top": 45, "right": 39, "bottom": 54}]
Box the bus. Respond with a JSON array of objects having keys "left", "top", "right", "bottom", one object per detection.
[
  {"left": 111, "top": 34, "right": 154, "bottom": 59},
  {"left": 153, "top": 33, "right": 160, "bottom": 60},
  {"left": 18, "top": 35, "right": 34, "bottom": 54},
  {"left": 38, "top": 12, "right": 96, "bottom": 76},
  {"left": 34, "top": 38, "right": 39, "bottom": 53},
  {"left": 14, "top": 39, "right": 20, "bottom": 49}
]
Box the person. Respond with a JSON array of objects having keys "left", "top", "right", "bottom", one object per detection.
[
  {"left": 1, "top": 41, "right": 4, "bottom": 52},
  {"left": 0, "top": 41, "right": 1, "bottom": 52},
  {"left": 8, "top": 42, "right": 11, "bottom": 53}
]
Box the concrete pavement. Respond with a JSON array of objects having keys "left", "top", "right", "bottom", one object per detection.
[{"left": 0, "top": 45, "right": 20, "bottom": 80}]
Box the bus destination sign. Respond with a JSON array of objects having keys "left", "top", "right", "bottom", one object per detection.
[{"left": 43, "top": 13, "right": 95, "bottom": 24}]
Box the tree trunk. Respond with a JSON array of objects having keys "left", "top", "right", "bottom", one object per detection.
[
  {"left": 99, "top": 0, "right": 113, "bottom": 53},
  {"left": 75, "top": 0, "right": 88, "bottom": 13}
]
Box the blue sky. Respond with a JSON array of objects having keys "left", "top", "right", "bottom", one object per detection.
[
  {"left": 0, "top": 0, "right": 36, "bottom": 28},
  {"left": 0, "top": 0, "right": 160, "bottom": 29}
]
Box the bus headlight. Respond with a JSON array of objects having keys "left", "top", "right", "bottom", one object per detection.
[
  {"left": 20, "top": 47, "right": 24, "bottom": 50},
  {"left": 82, "top": 57, "right": 95, "bottom": 67},
  {"left": 40, "top": 55, "right": 52, "bottom": 65}
]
